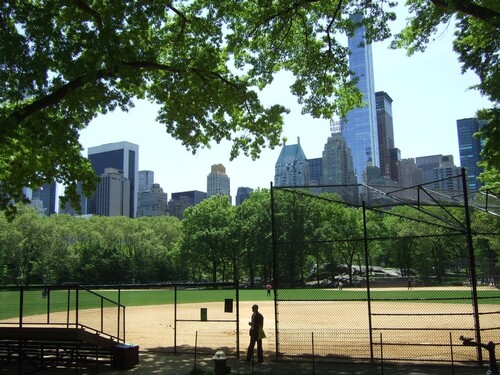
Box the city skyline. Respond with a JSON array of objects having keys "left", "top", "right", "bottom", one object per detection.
[{"left": 78, "top": 10, "right": 492, "bottom": 199}]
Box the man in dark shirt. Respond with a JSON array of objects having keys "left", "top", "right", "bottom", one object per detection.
[{"left": 246, "top": 304, "right": 264, "bottom": 363}]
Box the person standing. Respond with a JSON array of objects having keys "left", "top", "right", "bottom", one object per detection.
[
  {"left": 266, "top": 284, "right": 272, "bottom": 296},
  {"left": 246, "top": 304, "right": 265, "bottom": 363}
]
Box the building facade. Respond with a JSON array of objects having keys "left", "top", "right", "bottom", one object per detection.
[
  {"left": 457, "top": 117, "right": 484, "bottom": 191},
  {"left": 31, "top": 182, "right": 57, "bottom": 215},
  {"left": 321, "top": 131, "right": 358, "bottom": 203},
  {"left": 207, "top": 164, "right": 231, "bottom": 202},
  {"left": 138, "top": 170, "right": 155, "bottom": 192},
  {"left": 341, "top": 13, "right": 379, "bottom": 183},
  {"left": 169, "top": 190, "right": 207, "bottom": 219},
  {"left": 399, "top": 158, "right": 423, "bottom": 188},
  {"left": 274, "top": 137, "right": 309, "bottom": 187},
  {"left": 307, "top": 157, "right": 323, "bottom": 186},
  {"left": 87, "top": 141, "right": 139, "bottom": 218},
  {"left": 415, "top": 154, "right": 455, "bottom": 185},
  {"left": 235, "top": 187, "right": 254, "bottom": 205},
  {"left": 95, "top": 168, "right": 131, "bottom": 217},
  {"left": 388, "top": 147, "right": 401, "bottom": 183},
  {"left": 375, "top": 91, "right": 395, "bottom": 179},
  {"left": 136, "top": 183, "right": 169, "bottom": 217}
]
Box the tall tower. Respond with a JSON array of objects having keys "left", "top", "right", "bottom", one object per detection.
[
  {"left": 274, "top": 137, "right": 308, "bottom": 187},
  {"left": 207, "top": 164, "right": 231, "bottom": 202},
  {"left": 341, "top": 13, "right": 379, "bottom": 183},
  {"left": 87, "top": 141, "right": 139, "bottom": 218},
  {"left": 457, "top": 118, "right": 485, "bottom": 191},
  {"left": 375, "top": 91, "right": 394, "bottom": 178}
]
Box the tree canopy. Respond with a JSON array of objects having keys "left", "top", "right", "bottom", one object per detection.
[
  {"left": 1, "top": 0, "right": 499, "bottom": 216},
  {"left": 392, "top": 0, "right": 499, "bottom": 188}
]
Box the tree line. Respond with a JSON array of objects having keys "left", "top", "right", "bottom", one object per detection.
[{"left": 0, "top": 190, "right": 498, "bottom": 287}]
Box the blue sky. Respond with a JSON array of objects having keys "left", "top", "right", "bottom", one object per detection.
[{"left": 78, "top": 11, "right": 492, "bottom": 199}]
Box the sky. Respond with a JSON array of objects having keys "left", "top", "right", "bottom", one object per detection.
[{"left": 78, "top": 10, "right": 492, "bottom": 200}]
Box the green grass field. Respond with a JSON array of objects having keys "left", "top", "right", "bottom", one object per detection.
[{"left": 1, "top": 287, "right": 499, "bottom": 321}]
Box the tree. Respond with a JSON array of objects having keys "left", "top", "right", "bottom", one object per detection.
[
  {"left": 236, "top": 189, "right": 272, "bottom": 287},
  {"left": 391, "top": 0, "right": 500, "bottom": 188},
  {"left": 181, "top": 195, "right": 237, "bottom": 282},
  {"left": 2, "top": 1, "right": 498, "bottom": 217},
  {"left": 1, "top": 0, "right": 398, "bottom": 216}
]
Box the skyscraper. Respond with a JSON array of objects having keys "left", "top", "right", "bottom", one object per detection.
[
  {"left": 307, "top": 157, "right": 323, "bottom": 186},
  {"left": 375, "top": 91, "right": 394, "bottom": 178},
  {"left": 457, "top": 118, "right": 485, "bottom": 191},
  {"left": 207, "top": 164, "right": 231, "bottom": 202},
  {"left": 31, "top": 182, "right": 57, "bottom": 215},
  {"left": 169, "top": 190, "right": 207, "bottom": 219},
  {"left": 137, "top": 183, "right": 169, "bottom": 217},
  {"left": 87, "top": 141, "right": 139, "bottom": 218},
  {"left": 236, "top": 187, "right": 254, "bottom": 205},
  {"left": 274, "top": 137, "right": 308, "bottom": 187},
  {"left": 400, "top": 158, "right": 423, "bottom": 188},
  {"left": 138, "top": 170, "right": 155, "bottom": 192},
  {"left": 322, "top": 127, "right": 358, "bottom": 204},
  {"left": 95, "top": 168, "right": 131, "bottom": 216},
  {"left": 341, "top": 13, "right": 379, "bottom": 183},
  {"left": 415, "top": 154, "right": 455, "bottom": 185}
]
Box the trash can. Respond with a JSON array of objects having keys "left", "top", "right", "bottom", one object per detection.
[
  {"left": 112, "top": 343, "right": 139, "bottom": 370},
  {"left": 212, "top": 349, "right": 230, "bottom": 375}
]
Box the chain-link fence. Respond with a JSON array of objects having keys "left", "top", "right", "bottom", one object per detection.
[{"left": 270, "top": 172, "right": 500, "bottom": 367}]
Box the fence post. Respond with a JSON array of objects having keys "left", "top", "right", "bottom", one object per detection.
[
  {"left": 174, "top": 285, "right": 177, "bottom": 355},
  {"left": 312, "top": 332, "right": 315, "bottom": 375},
  {"left": 117, "top": 287, "right": 121, "bottom": 340},
  {"left": 449, "top": 332, "right": 455, "bottom": 375},
  {"left": 76, "top": 286, "right": 79, "bottom": 328},
  {"left": 380, "top": 332, "right": 384, "bottom": 375},
  {"left": 19, "top": 287, "right": 23, "bottom": 327},
  {"left": 461, "top": 168, "right": 482, "bottom": 364},
  {"left": 270, "top": 182, "right": 280, "bottom": 360},
  {"left": 363, "top": 201, "right": 374, "bottom": 362}
]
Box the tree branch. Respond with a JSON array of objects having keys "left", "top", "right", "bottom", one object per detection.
[
  {"left": 74, "top": 0, "right": 103, "bottom": 29},
  {"left": 326, "top": 0, "right": 343, "bottom": 55},
  {"left": 8, "top": 61, "right": 244, "bottom": 125},
  {"left": 430, "top": 0, "right": 500, "bottom": 27}
]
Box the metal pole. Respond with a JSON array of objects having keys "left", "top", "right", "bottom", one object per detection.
[
  {"left": 236, "top": 281, "right": 240, "bottom": 357},
  {"left": 461, "top": 168, "right": 482, "bottom": 364},
  {"left": 19, "top": 287, "right": 23, "bottom": 327},
  {"left": 174, "top": 285, "right": 177, "bottom": 355},
  {"left": 117, "top": 288, "right": 121, "bottom": 340},
  {"left": 363, "top": 201, "right": 374, "bottom": 361},
  {"left": 270, "top": 182, "right": 280, "bottom": 359}
]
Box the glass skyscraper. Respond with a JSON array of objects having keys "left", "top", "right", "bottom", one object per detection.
[
  {"left": 341, "top": 13, "right": 379, "bottom": 183},
  {"left": 457, "top": 118, "right": 484, "bottom": 191}
]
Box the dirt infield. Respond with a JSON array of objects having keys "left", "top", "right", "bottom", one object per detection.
[
  {"left": 120, "top": 295, "right": 499, "bottom": 362},
  {"left": 3, "top": 286, "right": 498, "bottom": 363}
]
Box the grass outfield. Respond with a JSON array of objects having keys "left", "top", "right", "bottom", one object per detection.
[{"left": 0, "top": 287, "right": 499, "bottom": 321}]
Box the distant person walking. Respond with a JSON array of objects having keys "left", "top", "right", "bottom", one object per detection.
[
  {"left": 338, "top": 281, "right": 343, "bottom": 290},
  {"left": 246, "top": 304, "right": 265, "bottom": 363},
  {"left": 407, "top": 278, "right": 412, "bottom": 290},
  {"left": 266, "top": 284, "right": 272, "bottom": 296}
]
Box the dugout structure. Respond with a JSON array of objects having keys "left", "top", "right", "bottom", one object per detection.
[{"left": 270, "top": 170, "right": 500, "bottom": 366}]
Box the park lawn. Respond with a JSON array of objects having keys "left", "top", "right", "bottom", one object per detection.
[{"left": 1, "top": 288, "right": 499, "bottom": 321}]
